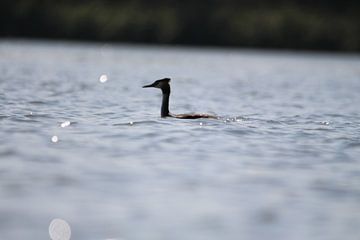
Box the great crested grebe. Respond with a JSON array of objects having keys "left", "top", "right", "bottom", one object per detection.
[{"left": 143, "top": 78, "right": 217, "bottom": 119}]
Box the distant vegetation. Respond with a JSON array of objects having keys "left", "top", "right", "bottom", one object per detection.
[{"left": 1, "top": 0, "right": 359, "bottom": 51}]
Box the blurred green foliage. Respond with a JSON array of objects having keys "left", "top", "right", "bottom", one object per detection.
[{"left": 1, "top": 0, "right": 359, "bottom": 51}]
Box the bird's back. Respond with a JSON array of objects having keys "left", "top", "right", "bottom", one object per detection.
[{"left": 171, "top": 113, "right": 217, "bottom": 119}]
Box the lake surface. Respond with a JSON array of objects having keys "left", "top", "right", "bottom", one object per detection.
[{"left": 0, "top": 40, "right": 360, "bottom": 240}]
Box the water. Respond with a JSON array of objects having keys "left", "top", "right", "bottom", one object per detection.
[{"left": 0, "top": 40, "right": 360, "bottom": 240}]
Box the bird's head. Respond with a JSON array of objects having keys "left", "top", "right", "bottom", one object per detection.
[{"left": 143, "top": 78, "right": 171, "bottom": 90}]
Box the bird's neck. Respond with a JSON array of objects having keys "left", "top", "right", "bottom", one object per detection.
[{"left": 161, "top": 87, "right": 170, "bottom": 117}]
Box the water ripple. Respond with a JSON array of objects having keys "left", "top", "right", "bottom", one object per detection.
[{"left": 1, "top": 40, "right": 360, "bottom": 240}]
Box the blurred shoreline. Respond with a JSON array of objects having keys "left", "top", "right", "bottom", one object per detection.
[{"left": 1, "top": 1, "right": 359, "bottom": 52}]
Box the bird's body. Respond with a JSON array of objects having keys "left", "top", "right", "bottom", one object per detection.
[
  {"left": 170, "top": 113, "right": 216, "bottom": 119},
  {"left": 143, "top": 78, "right": 217, "bottom": 119}
]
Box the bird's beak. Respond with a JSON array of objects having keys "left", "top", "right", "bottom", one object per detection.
[{"left": 143, "top": 83, "right": 155, "bottom": 88}]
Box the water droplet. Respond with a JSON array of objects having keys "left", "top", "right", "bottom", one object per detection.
[
  {"left": 60, "top": 121, "right": 71, "bottom": 128},
  {"left": 49, "top": 218, "right": 71, "bottom": 240},
  {"left": 51, "top": 136, "right": 58, "bottom": 143},
  {"left": 99, "top": 74, "right": 108, "bottom": 83}
]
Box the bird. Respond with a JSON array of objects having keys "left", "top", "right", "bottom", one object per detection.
[{"left": 143, "top": 78, "right": 217, "bottom": 119}]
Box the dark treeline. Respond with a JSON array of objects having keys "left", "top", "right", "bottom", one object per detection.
[{"left": 1, "top": 0, "right": 359, "bottom": 51}]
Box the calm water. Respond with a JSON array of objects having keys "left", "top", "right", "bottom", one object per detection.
[{"left": 0, "top": 40, "right": 360, "bottom": 240}]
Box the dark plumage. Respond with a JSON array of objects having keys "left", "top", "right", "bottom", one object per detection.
[{"left": 143, "top": 78, "right": 217, "bottom": 119}]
